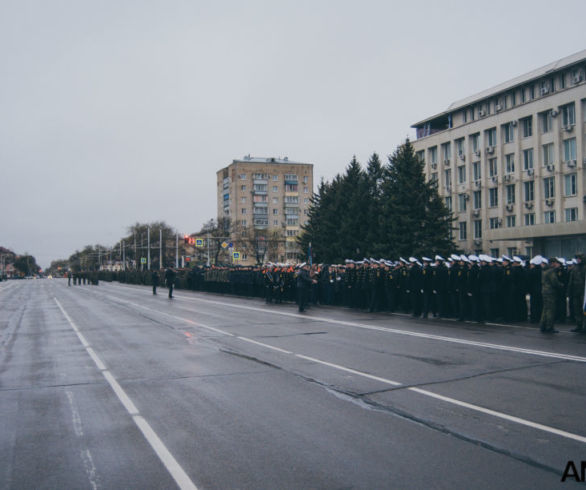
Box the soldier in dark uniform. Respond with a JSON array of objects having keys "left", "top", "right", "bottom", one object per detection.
[
  {"left": 296, "top": 263, "right": 313, "bottom": 312},
  {"left": 165, "top": 267, "right": 176, "bottom": 298},
  {"left": 421, "top": 257, "right": 434, "bottom": 319},
  {"left": 408, "top": 258, "right": 423, "bottom": 317},
  {"left": 264, "top": 265, "right": 275, "bottom": 303},
  {"left": 151, "top": 269, "right": 160, "bottom": 295},
  {"left": 567, "top": 254, "right": 585, "bottom": 332},
  {"left": 433, "top": 256, "right": 449, "bottom": 318},
  {"left": 527, "top": 256, "right": 543, "bottom": 323},
  {"left": 540, "top": 258, "right": 564, "bottom": 333}
]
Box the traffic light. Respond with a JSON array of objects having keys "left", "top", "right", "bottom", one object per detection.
[{"left": 184, "top": 234, "right": 189, "bottom": 244}]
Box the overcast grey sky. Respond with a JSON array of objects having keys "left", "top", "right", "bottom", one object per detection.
[{"left": 1, "top": 0, "right": 584, "bottom": 268}]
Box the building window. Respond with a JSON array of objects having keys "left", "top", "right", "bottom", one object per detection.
[
  {"left": 273, "top": 220, "right": 279, "bottom": 226},
  {"left": 272, "top": 197, "right": 278, "bottom": 203},
  {"left": 241, "top": 197, "right": 247, "bottom": 203},
  {"left": 473, "top": 190, "right": 481, "bottom": 209},
  {"left": 457, "top": 165, "right": 466, "bottom": 184},
  {"left": 502, "top": 123, "right": 514, "bottom": 143},
  {"left": 241, "top": 219, "right": 247, "bottom": 226},
  {"left": 540, "top": 110, "right": 553, "bottom": 133},
  {"left": 273, "top": 209, "right": 279, "bottom": 215},
  {"left": 489, "top": 188, "right": 498, "bottom": 207},
  {"left": 303, "top": 187, "right": 309, "bottom": 193},
  {"left": 541, "top": 143, "right": 554, "bottom": 167},
  {"left": 254, "top": 184, "right": 267, "bottom": 192},
  {"left": 505, "top": 154, "right": 515, "bottom": 174},
  {"left": 472, "top": 162, "right": 481, "bottom": 181},
  {"left": 506, "top": 215, "right": 516, "bottom": 228},
  {"left": 416, "top": 151, "right": 424, "bottom": 163},
  {"left": 563, "top": 138, "right": 576, "bottom": 162},
  {"left": 490, "top": 247, "right": 500, "bottom": 257},
  {"left": 524, "top": 213, "right": 535, "bottom": 226},
  {"left": 561, "top": 102, "right": 576, "bottom": 127},
  {"left": 241, "top": 185, "right": 246, "bottom": 191},
  {"left": 286, "top": 229, "right": 298, "bottom": 237},
  {"left": 470, "top": 133, "right": 480, "bottom": 154},
  {"left": 456, "top": 138, "right": 465, "bottom": 157},
  {"left": 565, "top": 208, "right": 578, "bottom": 222},
  {"left": 283, "top": 174, "right": 297, "bottom": 181},
  {"left": 543, "top": 177, "right": 555, "bottom": 199},
  {"left": 253, "top": 194, "right": 268, "bottom": 202},
  {"left": 485, "top": 127, "right": 497, "bottom": 147},
  {"left": 429, "top": 147, "right": 438, "bottom": 165},
  {"left": 521, "top": 116, "right": 533, "bottom": 137},
  {"left": 489, "top": 217, "right": 501, "bottom": 229},
  {"left": 459, "top": 222, "right": 467, "bottom": 240},
  {"left": 241, "top": 208, "right": 247, "bottom": 215},
  {"left": 285, "top": 196, "right": 299, "bottom": 204},
  {"left": 488, "top": 158, "right": 498, "bottom": 178},
  {"left": 445, "top": 196, "right": 452, "bottom": 212},
  {"left": 506, "top": 184, "right": 515, "bottom": 204},
  {"left": 458, "top": 194, "right": 467, "bottom": 212},
  {"left": 445, "top": 169, "right": 452, "bottom": 190},
  {"left": 273, "top": 186, "right": 280, "bottom": 192},
  {"left": 473, "top": 220, "right": 482, "bottom": 239},
  {"left": 564, "top": 174, "right": 577, "bottom": 196},
  {"left": 239, "top": 174, "right": 247, "bottom": 180},
  {"left": 441, "top": 142, "right": 451, "bottom": 163},
  {"left": 285, "top": 184, "right": 298, "bottom": 192},
  {"left": 523, "top": 181, "right": 534, "bottom": 202},
  {"left": 544, "top": 211, "right": 556, "bottom": 224},
  {"left": 273, "top": 175, "right": 279, "bottom": 181},
  {"left": 431, "top": 172, "right": 438, "bottom": 182},
  {"left": 523, "top": 149, "right": 534, "bottom": 170}
]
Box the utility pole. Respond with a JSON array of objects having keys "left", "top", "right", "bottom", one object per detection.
[
  {"left": 122, "top": 241, "right": 126, "bottom": 271},
  {"left": 134, "top": 233, "right": 137, "bottom": 270},
  {"left": 159, "top": 228, "right": 163, "bottom": 270},
  {"left": 147, "top": 226, "right": 151, "bottom": 271},
  {"left": 206, "top": 232, "right": 210, "bottom": 267},
  {"left": 175, "top": 233, "right": 178, "bottom": 268}
]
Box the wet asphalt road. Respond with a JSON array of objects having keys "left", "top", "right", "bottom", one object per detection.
[{"left": 1, "top": 278, "right": 585, "bottom": 489}]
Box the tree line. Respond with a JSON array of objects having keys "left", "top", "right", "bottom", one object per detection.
[{"left": 297, "top": 141, "right": 454, "bottom": 264}]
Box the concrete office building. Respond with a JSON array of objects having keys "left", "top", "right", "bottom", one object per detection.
[
  {"left": 217, "top": 156, "right": 313, "bottom": 264},
  {"left": 411, "top": 50, "right": 586, "bottom": 258}
]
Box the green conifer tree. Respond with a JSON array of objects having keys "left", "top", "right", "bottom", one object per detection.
[{"left": 380, "top": 140, "right": 454, "bottom": 257}]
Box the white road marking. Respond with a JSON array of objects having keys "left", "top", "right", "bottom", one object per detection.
[
  {"left": 169, "top": 293, "right": 586, "bottom": 364},
  {"left": 72, "top": 287, "right": 586, "bottom": 446},
  {"left": 54, "top": 298, "right": 198, "bottom": 490},
  {"left": 408, "top": 387, "right": 586, "bottom": 444},
  {"left": 295, "top": 354, "right": 402, "bottom": 386},
  {"left": 237, "top": 336, "right": 292, "bottom": 354},
  {"left": 66, "top": 391, "right": 100, "bottom": 490}
]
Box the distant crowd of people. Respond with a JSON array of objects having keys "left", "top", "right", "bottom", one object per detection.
[{"left": 73, "top": 252, "right": 586, "bottom": 335}]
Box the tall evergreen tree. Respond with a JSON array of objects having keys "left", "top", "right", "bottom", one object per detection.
[
  {"left": 364, "top": 153, "right": 385, "bottom": 257},
  {"left": 380, "top": 140, "right": 454, "bottom": 257}
]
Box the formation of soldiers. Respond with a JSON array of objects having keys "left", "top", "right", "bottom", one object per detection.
[
  {"left": 67, "top": 270, "right": 99, "bottom": 286},
  {"left": 98, "top": 252, "right": 586, "bottom": 332}
]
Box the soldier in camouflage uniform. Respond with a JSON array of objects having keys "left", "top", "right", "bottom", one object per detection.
[
  {"left": 540, "top": 258, "right": 564, "bottom": 333},
  {"left": 567, "top": 254, "right": 585, "bottom": 333}
]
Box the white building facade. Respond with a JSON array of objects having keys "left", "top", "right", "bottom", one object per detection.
[{"left": 411, "top": 50, "right": 586, "bottom": 258}]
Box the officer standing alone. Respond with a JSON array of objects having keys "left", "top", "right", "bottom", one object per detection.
[{"left": 165, "top": 267, "right": 176, "bottom": 299}]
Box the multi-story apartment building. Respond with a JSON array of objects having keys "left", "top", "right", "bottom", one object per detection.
[
  {"left": 216, "top": 156, "right": 313, "bottom": 264},
  {"left": 412, "top": 50, "right": 586, "bottom": 258}
]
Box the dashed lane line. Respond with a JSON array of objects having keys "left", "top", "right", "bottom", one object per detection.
[
  {"left": 54, "top": 297, "right": 198, "bottom": 490},
  {"left": 93, "top": 293, "right": 586, "bottom": 446}
]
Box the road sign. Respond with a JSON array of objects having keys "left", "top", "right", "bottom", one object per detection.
[
  {"left": 221, "top": 242, "right": 228, "bottom": 249},
  {"left": 140, "top": 257, "right": 146, "bottom": 264},
  {"left": 232, "top": 252, "right": 240, "bottom": 259},
  {"left": 185, "top": 257, "right": 191, "bottom": 262},
  {"left": 195, "top": 238, "right": 204, "bottom": 247},
  {"left": 229, "top": 242, "right": 233, "bottom": 248}
]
